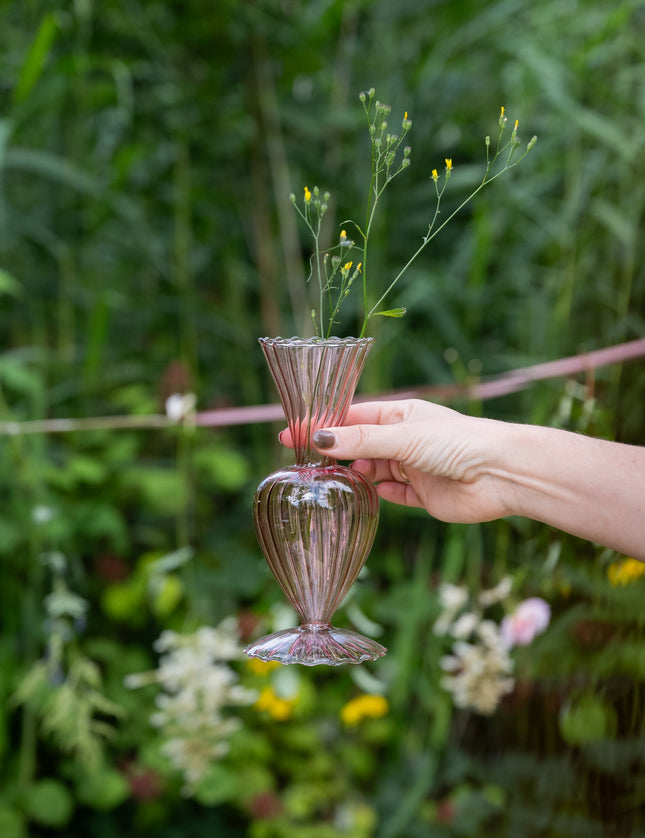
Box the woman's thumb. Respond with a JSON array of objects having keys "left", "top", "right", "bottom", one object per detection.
[{"left": 312, "top": 425, "right": 402, "bottom": 462}]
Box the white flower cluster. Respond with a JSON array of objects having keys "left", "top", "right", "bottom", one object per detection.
[
  {"left": 165, "top": 392, "right": 197, "bottom": 424},
  {"left": 434, "top": 579, "right": 515, "bottom": 716},
  {"left": 125, "top": 618, "right": 256, "bottom": 793}
]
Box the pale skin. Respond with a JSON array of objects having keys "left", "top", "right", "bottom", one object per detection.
[{"left": 280, "top": 399, "right": 645, "bottom": 561}]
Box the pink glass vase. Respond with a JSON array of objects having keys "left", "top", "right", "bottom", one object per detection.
[{"left": 244, "top": 337, "right": 386, "bottom": 666}]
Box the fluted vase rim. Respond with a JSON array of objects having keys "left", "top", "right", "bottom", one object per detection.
[{"left": 259, "top": 336, "right": 374, "bottom": 348}]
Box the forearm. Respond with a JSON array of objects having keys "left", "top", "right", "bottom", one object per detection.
[{"left": 488, "top": 422, "right": 645, "bottom": 559}]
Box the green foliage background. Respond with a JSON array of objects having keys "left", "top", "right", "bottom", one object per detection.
[{"left": 1, "top": 0, "right": 644, "bottom": 836}]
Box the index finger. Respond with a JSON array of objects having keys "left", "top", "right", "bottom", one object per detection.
[
  {"left": 341, "top": 399, "right": 413, "bottom": 428},
  {"left": 278, "top": 399, "right": 419, "bottom": 449}
]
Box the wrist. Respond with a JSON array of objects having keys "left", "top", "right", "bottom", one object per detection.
[{"left": 477, "top": 420, "right": 548, "bottom": 519}]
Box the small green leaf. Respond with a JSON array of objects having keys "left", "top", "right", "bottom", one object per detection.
[
  {"left": 14, "top": 13, "right": 58, "bottom": 104},
  {"left": 559, "top": 693, "right": 617, "bottom": 745},
  {"left": 0, "top": 804, "right": 25, "bottom": 838},
  {"left": 23, "top": 779, "right": 74, "bottom": 828},
  {"left": 75, "top": 766, "right": 129, "bottom": 811},
  {"left": 372, "top": 307, "right": 407, "bottom": 318},
  {"left": 0, "top": 268, "right": 22, "bottom": 297},
  {"left": 194, "top": 763, "right": 240, "bottom": 806}
]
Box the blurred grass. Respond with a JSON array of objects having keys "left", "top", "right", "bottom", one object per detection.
[{"left": 1, "top": 0, "right": 644, "bottom": 835}]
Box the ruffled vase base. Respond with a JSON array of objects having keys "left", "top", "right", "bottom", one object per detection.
[{"left": 244, "top": 623, "right": 387, "bottom": 666}]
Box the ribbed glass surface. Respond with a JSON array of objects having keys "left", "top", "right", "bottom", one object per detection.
[
  {"left": 244, "top": 337, "right": 386, "bottom": 666},
  {"left": 258, "top": 337, "right": 374, "bottom": 465}
]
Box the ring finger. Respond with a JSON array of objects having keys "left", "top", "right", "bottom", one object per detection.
[{"left": 351, "top": 458, "right": 413, "bottom": 484}]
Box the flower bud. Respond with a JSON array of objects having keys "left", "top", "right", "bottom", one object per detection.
[{"left": 527, "top": 135, "right": 537, "bottom": 151}]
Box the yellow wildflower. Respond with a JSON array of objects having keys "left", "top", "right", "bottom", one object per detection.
[
  {"left": 445, "top": 158, "right": 453, "bottom": 171},
  {"left": 340, "top": 229, "right": 347, "bottom": 241},
  {"left": 304, "top": 186, "right": 311, "bottom": 203},
  {"left": 404, "top": 111, "right": 408, "bottom": 120},
  {"left": 246, "top": 658, "right": 281, "bottom": 676},
  {"left": 607, "top": 557, "right": 645, "bottom": 587},
  {"left": 255, "top": 686, "right": 296, "bottom": 721},
  {"left": 356, "top": 262, "right": 362, "bottom": 272},
  {"left": 340, "top": 694, "right": 389, "bottom": 726},
  {"left": 431, "top": 168, "right": 438, "bottom": 182},
  {"left": 343, "top": 261, "right": 353, "bottom": 272},
  {"left": 500, "top": 106, "right": 505, "bottom": 117}
]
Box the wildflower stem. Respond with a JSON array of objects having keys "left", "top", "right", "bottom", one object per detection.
[
  {"left": 291, "top": 94, "right": 534, "bottom": 338},
  {"left": 362, "top": 139, "right": 533, "bottom": 332}
]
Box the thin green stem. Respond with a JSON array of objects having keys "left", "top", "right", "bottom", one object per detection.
[
  {"left": 291, "top": 94, "right": 534, "bottom": 338},
  {"left": 362, "top": 148, "right": 531, "bottom": 330}
]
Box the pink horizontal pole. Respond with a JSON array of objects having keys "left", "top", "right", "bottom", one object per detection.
[{"left": 2, "top": 338, "right": 644, "bottom": 435}]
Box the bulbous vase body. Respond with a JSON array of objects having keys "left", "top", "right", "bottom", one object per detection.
[{"left": 244, "top": 337, "right": 385, "bottom": 666}]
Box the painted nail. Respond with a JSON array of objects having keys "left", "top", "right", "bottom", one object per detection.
[
  {"left": 278, "top": 430, "right": 286, "bottom": 444},
  {"left": 313, "top": 430, "right": 336, "bottom": 449}
]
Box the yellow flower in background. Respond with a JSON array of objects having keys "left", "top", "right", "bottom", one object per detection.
[
  {"left": 304, "top": 186, "right": 311, "bottom": 203},
  {"left": 445, "top": 158, "right": 453, "bottom": 171},
  {"left": 607, "top": 557, "right": 645, "bottom": 587},
  {"left": 340, "top": 694, "right": 389, "bottom": 726},
  {"left": 255, "top": 686, "right": 296, "bottom": 721},
  {"left": 431, "top": 168, "right": 438, "bottom": 182},
  {"left": 246, "top": 658, "right": 281, "bottom": 676}
]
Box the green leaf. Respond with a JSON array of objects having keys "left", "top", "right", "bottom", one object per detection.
[
  {"left": 75, "top": 766, "right": 129, "bottom": 811},
  {"left": 372, "top": 307, "right": 407, "bottom": 318},
  {"left": 559, "top": 694, "right": 617, "bottom": 745},
  {"left": 125, "top": 467, "right": 188, "bottom": 514},
  {"left": 22, "top": 779, "right": 74, "bottom": 828},
  {"left": 101, "top": 579, "right": 145, "bottom": 623},
  {"left": 4, "top": 148, "right": 100, "bottom": 196},
  {"left": 0, "top": 268, "right": 22, "bottom": 297},
  {"left": 0, "top": 358, "right": 43, "bottom": 397},
  {"left": 193, "top": 445, "right": 249, "bottom": 491},
  {"left": 194, "top": 763, "right": 240, "bottom": 806},
  {"left": 0, "top": 805, "right": 25, "bottom": 838},
  {"left": 67, "top": 455, "right": 108, "bottom": 486},
  {"left": 150, "top": 574, "right": 184, "bottom": 617},
  {"left": 13, "top": 13, "right": 59, "bottom": 104}
]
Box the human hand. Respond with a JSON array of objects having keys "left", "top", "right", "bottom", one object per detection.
[{"left": 279, "top": 399, "right": 510, "bottom": 524}]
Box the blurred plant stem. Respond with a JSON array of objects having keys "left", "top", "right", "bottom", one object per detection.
[
  {"left": 175, "top": 424, "right": 192, "bottom": 550},
  {"left": 250, "top": 34, "right": 308, "bottom": 335},
  {"left": 173, "top": 142, "right": 199, "bottom": 378}
]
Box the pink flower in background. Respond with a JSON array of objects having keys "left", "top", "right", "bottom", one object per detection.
[{"left": 501, "top": 598, "right": 551, "bottom": 648}]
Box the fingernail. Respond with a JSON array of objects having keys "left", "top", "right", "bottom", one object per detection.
[
  {"left": 278, "top": 430, "right": 285, "bottom": 444},
  {"left": 313, "top": 430, "right": 336, "bottom": 449}
]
